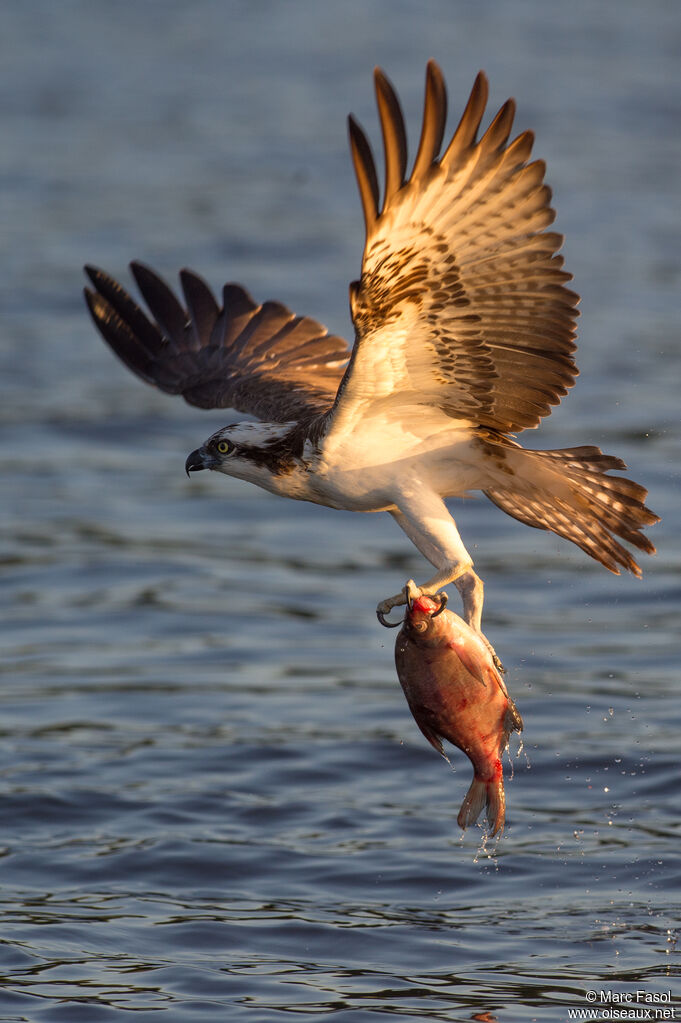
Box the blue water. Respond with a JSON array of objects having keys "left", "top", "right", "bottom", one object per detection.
[{"left": 1, "top": 1, "right": 679, "bottom": 1020}]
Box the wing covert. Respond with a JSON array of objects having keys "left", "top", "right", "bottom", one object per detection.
[{"left": 84, "top": 263, "right": 349, "bottom": 423}]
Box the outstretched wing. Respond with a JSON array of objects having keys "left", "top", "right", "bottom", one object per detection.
[
  {"left": 84, "top": 263, "right": 350, "bottom": 423},
  {"left": 334, "top": 62, "right": 579, "bottom": 434}
]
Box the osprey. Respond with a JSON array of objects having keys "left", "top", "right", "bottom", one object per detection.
[{"left": 84, "top": 62, "right": 657, "bottom": 632}]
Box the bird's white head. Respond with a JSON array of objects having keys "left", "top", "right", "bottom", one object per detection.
[{"left": 185, "top": 421, "right": 302, "bottom": 492}]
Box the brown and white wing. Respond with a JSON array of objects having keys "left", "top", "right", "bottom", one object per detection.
[
  {"left": 85, "top": 263, "right": 350, "bottom": 423},
  {"left": 334, "top": 62, "right": 579, "bottom": 433}
]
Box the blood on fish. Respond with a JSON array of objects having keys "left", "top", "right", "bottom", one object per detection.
[{"left": 395, "top": 594, "right": 523, "bottom": 836}]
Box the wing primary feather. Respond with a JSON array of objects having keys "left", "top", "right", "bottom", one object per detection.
[
  {"left": 84, "top": 288, "right": 157, "bottom": 385},
  {"left": 479, "top": 97, "right": 516, "bottom": 154},
  {"left": 411, "top": 59, "right": 447, "bottom": 182},
  {"left": 215, "top": 283, "right": 259, "bottom": 349},
  {"left": 130, "top": 261, "right": 188, "bottom": 344},
  {"left": 84, "top": 265, "right": 162, "bottom": 355},
  {"left": 373, "top": 67, "right": 408, "bottom": 210},
  {"left": 442, "top": 70, "right": 489, "bottom": 169},
  {"left": 179, "top": 269, "right": 219, "bottom": 350},
  {"left": 348, "top": 115, "right": 379, "bottom": 235}
]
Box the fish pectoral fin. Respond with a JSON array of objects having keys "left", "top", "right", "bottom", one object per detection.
[{"left": 448, "top": 640, "right": 487, "bottom": 687}]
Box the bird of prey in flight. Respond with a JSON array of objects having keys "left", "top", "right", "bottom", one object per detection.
[{"left": 84, "top": 61, "right": 657, "bottom": 633}]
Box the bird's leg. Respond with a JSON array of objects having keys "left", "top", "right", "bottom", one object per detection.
[
  {"left": 450, "top": 569, "right": 503, "bottom": 670},
  {"left": 379, "top": 500, "right": 502, "bottom": 668},
  {"left": 453, "top": 569, "right": 484, "bottom": 633},
  {"left": 379, "top": 506, "right": 479, "bottom": 621}
]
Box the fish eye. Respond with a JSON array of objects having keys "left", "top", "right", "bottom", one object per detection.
[{"left": 216, "top": 439, "right": 234, "bottom": 455}]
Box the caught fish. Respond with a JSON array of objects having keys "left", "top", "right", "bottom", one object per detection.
[{"left": 393, "top": 592, "right": 523, "bottom": 836}]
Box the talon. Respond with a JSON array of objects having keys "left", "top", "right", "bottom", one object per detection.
[
  {"left": 405, "top": 579, "right": 421, "bottom": 611},
  {"left": 377, "top": 609, "right": 404, "bottom": 629},
  {"left": 431, "top": 591, "right": 448, "bottom": 618}
]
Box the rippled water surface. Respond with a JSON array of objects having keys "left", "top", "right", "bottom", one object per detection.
[{"left": 1, "top": 2, "right": 679, "bottom": 1020}]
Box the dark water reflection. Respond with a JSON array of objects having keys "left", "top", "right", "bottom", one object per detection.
[{"left": 1, "top": 1, "right": 679, "bottom": 1020}]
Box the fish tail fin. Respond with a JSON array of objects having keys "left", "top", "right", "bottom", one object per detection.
[
  {"left": 457, "top": 760, "right": 506, "bottom": 836},
  {"left": 484, "top": 444, "right": 658, "bottom": 577}
]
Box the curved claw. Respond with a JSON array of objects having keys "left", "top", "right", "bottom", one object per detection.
[
  {"left": 376, "top": 609, "right": 404, "bottom": 629},
  {"left": 431, "top": 591, "right": 448, "bottom": 618}
]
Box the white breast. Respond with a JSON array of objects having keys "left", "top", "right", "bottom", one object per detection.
[{"left": 310, "top": 405, "right": 484, "bottom": 512}]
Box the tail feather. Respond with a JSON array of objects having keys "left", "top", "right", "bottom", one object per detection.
[
  {"left": 484, "top": 444, "right": 658, "bottom": 578},
  {"left": 457, "top": 768, "right": 506, "bottom": 836}
]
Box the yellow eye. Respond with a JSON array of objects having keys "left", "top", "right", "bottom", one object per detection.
[{"left": 216, "top": 440, "right": 233, "bottom": 455}]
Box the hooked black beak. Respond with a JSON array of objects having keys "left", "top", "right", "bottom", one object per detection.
[{"left": 185, "top": 448, "right": 206, "bottom": 476}]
